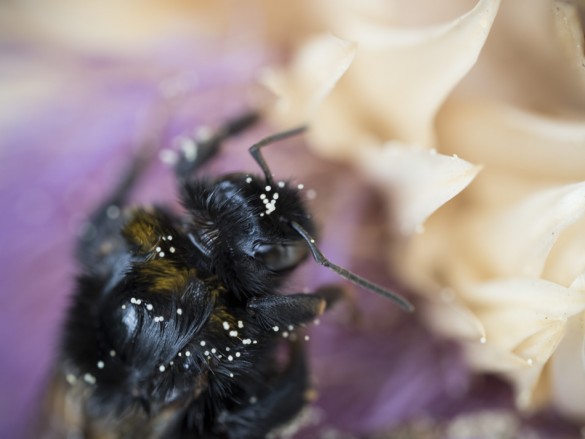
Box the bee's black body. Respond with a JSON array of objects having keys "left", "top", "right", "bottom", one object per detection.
[{"left": 41, "top": 113, "right": 412, "bottom": 439}]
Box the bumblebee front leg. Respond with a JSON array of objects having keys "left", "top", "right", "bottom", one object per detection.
[
  {"left": 174, "top": 111, "right": 259, "bottom": 183},
  {"left": 247, "top": 285, "right": 345, "bottom": 330},
  {"left": 219, "top": 340, "right": 311, "bottom": 439}
]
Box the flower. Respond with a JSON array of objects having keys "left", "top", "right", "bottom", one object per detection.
[{"left": 264, "top": 0, "right": 585, "bottom": 423}]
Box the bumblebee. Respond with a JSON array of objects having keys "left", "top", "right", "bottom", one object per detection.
[{"left": 38, "top": 112, "right": 413, "bottom": 439}]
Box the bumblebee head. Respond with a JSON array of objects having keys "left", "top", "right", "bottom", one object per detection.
[{"left": 183, "top": 173, "right": 316, "bottom": 296}]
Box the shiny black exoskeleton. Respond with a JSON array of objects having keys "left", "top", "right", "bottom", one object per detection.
[{"left": 43, "top": 112, "right": 413, "bottom": 439}]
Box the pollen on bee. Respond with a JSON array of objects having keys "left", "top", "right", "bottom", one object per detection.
[
  {"left": 265, "top": 185, "right": 271, "bottom": 191},
  {"left": 245, "top": 177, "right": 252, "bottom": 183},
  {"left": 109, "top": 350, "right": 116, "bottom": 357},
  {"left": 304, "top": 335, "right": 310, "bottom": 341},
  {"left": 176, "top": 308, "right": 183, "bottom": 315},
  {"left": 106, "top": 205, "right": 120, "bottom": 220},
  {"left": 83, "top": 373, "right": 96, "bottom": 385},
  {"left": 185, "top": 351, "right": 191, "bottom": 357},
  {"left": 169, "top": 247, "right": 175, "bottom": 253},
  {"left": 146, "top": 304, "right": 153, "bottom": 311},
  {"left": 237, "top": 320, "right": 244, "bottom": 328},
  {"left": 159, "top": 365, "right": 166, "bottom": 372},
  {"left": 278, "top": 181, "right": 285, "bottom": 188},
  {"left": 97, "top": 361, "right": 104, "bottom": 369},
  {"left": 242, "top": 339, "right": 251, "bottom": 345},
  {"left": 223, "top": 321, "right": 230, "bottom": 330},
  {"left": 200, "top": 340, "right": 206, "bottom": 346},
  {"left": 297, "top": 183, "right": 304, "bottom": 190},
  {"left": 272, "top": 326, "right": 279, "bottom": 332},
  {"left": 229, "top": 330, "right": 238, "bottom": 337},
  {"left": 65, "top": 374, "right": 77, "bottom": 384},
  {"left": 228, "top": 355, "right": 233, "bottom": 361},
  {"left": 235, "top": 352, "right": 241, "bottom": 357}
]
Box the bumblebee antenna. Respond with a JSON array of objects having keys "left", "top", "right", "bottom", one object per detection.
[
  {"left": 290, "top": 221, "right": 415, "bottom": 312},
  {"left": 249, "top": 126, "right": 307, "bottom": 186}
]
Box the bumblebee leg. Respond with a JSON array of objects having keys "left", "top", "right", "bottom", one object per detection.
[
  {"left": 75, "top": 145, "right": 152, "bottom": 273},
  {"left": 247, "top": 284, "right": 345, "bottom": 330},
  {"left": 174, "top": 111, "right": 259, "bottom": 183},
  {"left": 219, "top": 341, "right": 311, "bottom": 439}
]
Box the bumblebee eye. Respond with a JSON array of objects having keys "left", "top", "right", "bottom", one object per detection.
[{"left": 253, "top": 242, "right": 308, "bottom": 271}]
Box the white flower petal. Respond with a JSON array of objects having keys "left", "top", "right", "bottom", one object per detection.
[
  {"left": 463, "top": 182, "right": 585, "bottom": 279},
  {"left": 261, "top": 35, "right": 356, "bottom": 126},
  {"left": 460, "top": 278, "right": 585, "bottom": 319},
  {"left": 437, "top": 99, "right": 585, "bottom": 181},
  {"left": 331, "top": 0, "right": 500, "bottom": 147},
  {"left": 550, "top": 313, "right": 585, "bottom": 420},
  {"left": 359, "top": 143, "right": 480, "bottom": 235}
]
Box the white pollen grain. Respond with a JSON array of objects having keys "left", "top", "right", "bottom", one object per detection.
[
  {"left": 246, "top": 177, "right": 252, "bottom": 183},
  {"left": 185, "top": 351, "right": 191, "bottom": 357},
  {"left": 176, "top": 308, "right": 183, "bottom": 315},
  {"left": 109, "top": 350, "right": 116, "bottom": 357},
  {"left": 159, "top": 365, "right": 166, "bottom": 372},
  {"left": 169, "top": 247, "right": 175, "bottom": 253},
  {"left": 272, "top": 326, "right": 279, "bottom": 332},
  {"left": 229, "top": 330, "right": 238, "bottom": 337},
  {"left": 66, "top": 374, "right": 76, "bottom": 384},
  {"left": 237, "top": 320, "right": 244, "bottom": 328},
  {"left": 260, "top": 194, "right": 266, "bottom": 200},
  {"left": 228, "top": 355, "right": 233, "bottom": 361},
  {"left": 156, "top": 247, "right": 161, "bottom": 252},
  {"left": 297, "top": 184, "right": 304, "bottom": 190},
  {"left": 106, "top": 205, "right": 120, "bottom": 219},
  {"left": 159, "top": 252, "right": 165, "bottom": 257},
  {"left": 146, "top": 304, "right": 153, "bottom": 311},
  {"left": 278, "top": 181, "right": 285, "bottom": 188},
  {"left": 200, "top": 340, "right": 206, "bottom": 347},
  {"left": 167, "top": 235, "right": 173, "bottom": 241},
  {"left": 223, "top": 321, "right": 230, "bottom": 330},
  {"left": 97, "top": 361, "right": 104, "bottom": 369},
  {"left": 304, "top": 335, "right": 310, "bottom": 341},
  {"left": 265, "top": 186, "right": 271, "bottom": 191},
  {"left": 84, "top": 373, "right": 96, "bottom": 384}
]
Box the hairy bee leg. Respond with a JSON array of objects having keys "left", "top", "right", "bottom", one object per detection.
[
  {"left": 246, "top": 285, "right": 345, "bottom": 330},
  {"left": 174, "top": 111, "right": 259, "bottom": 183},
  {"left": 75, "top": 145, "right": 153, "bottom": 273},
  {"left": 219, "top": 341, "right": 311, "bottom": 439}
]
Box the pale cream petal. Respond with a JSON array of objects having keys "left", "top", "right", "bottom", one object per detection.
[
  {"left": 452, "top": 0, "right": 585, "bottom": 116},
  {"left": 550, "top": 312, "right": 585, "bottom": 421},
  {"left": 457, "top": 278, "right": 580, "bottom": 409},
  {"left": 261, "top": 35, "right": 357, "bottom": 126},
  {"left": 331, "top": 0, "right": 500, "bottom": 147},
  {"left": 422, "top": 299, "right": 486, "bottom": 343},
  {"left": 460, "top": 278, "right": 585, "bottom": 319},
  {"left": 437, "top": 99, "right": 585, "bottom": 182},
  {"left": 461, "top": 182, "right": 585, "bottom": 279},
  {"left": 358, "top": 142, "right": 481, "bottom": 235},
  {"left": 543, "top": 216, "right": 585, "bottom": 287}
]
